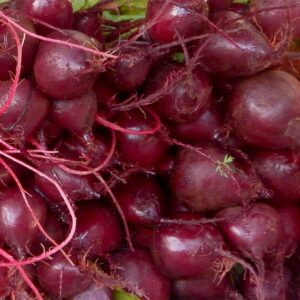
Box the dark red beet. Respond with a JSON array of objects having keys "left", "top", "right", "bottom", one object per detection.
[
  {"left": 116, "top": 111, "right": 168, "bottom": 167},
  {"left": 145, "top": 64, "right": 211, "bottom": 123},
  {"left": 197, "top": 11, "right": 273, "bottom": 77},
  {"left": 70, "top": 283, "right": 112, "bottom": 300},
  {"left": 151, "top": 221, "right": 226, "bottom": 278},
  {"left": 93, "top": 75, "right": 117, "bottom": 107},
  {"left": 36, "top": 253, "right": 91, "bottom": 298},
  {"left": 35, "top": 119, "right": 62, "bottom": 148},
  {"left": 228, "top": 70, "right": 300, "bottom": 149},
  {"left": 72, "top": 202, "right": 122, "bottom": 258},
  {"left": 35, "top": 162, "right": 100, "bottom": 204},
  {"left": 146, "top": 0, "right": 209, "bottom": 44},
  {"left": 171, "top": 104, "right": 223, "bottom": 143},
  {"left": 113, "top": 249, "right": 170, "bottom": 300},
  {"left": 0, "top": 79, "right": 49, "bottom": 142},
  {"left": 0, "top": 14, "right": 38, "bottom": 80},
  {"left": 131, "top": 226, "right": 155, "bottom": 249},
  {"left": 251, "top": 150, "right": 300, "bottom": 203},
  {"left": 16, "top": 0, "right": 73, "bottom": 34},
  {"left": 0, "top": 267, "right": 9, "bottom": 298},
  {"left": 50, "top": 90, "right": 97, "bottom": 135},
  {"left": 217, "top": 203, "right": 282, "bottom": 262},
  {"left": 172, "top": 274, "right": 240, "bottom": 300},
  {"left": 208, "top": 0, "right": 231, "bottom": 11},
  {"left": 0, "top": 188, "right": 47, "bottom": 256},
  {"left": 105, "top": 45, "right": 153, "bottom": 92},
  {"left": 113, "top": 174, "right": 165, "bottom": 225},
  {"left": 34, "top": 30, "right": 100, "bottom": 99},
  {"left": 73, "top": 12, "right": 102, "bottom": 40},
  {"left": 171, "top": 146, "right": 266, "bottom": 212},
  {"left": 252, "top": 0, "right": 300, "bottom": 41}
]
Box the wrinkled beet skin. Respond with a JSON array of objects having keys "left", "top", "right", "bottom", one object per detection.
[
  {"left": 51, "top": 90, "right": 97, "bottom": 134},
  {"left": 72, "top": 202, "right": 122, "bottom": 257},
  {"left": 113, "top": 249, "right": 170, "bottom": 300},
  {"left": 228, "top": 70, "right": 300, "bottom": 149},
  {"left": 151, "top": 222, "right": 225, "bottom": 278},
  {"left": 253, "top": 0, "right": 300, "bottom": 41},
  {"left": 37, "top": 253, "right": 91, "bottom": 298},
  {"left": 116, "top": 111, "right": 169, "bottom": 167},
  {"left": 146, "top": 0, "right": 209, "bottom": 44},
  {"left": 35, "top": 163, "right": 100, "bottom": 204},
  {"left": 113, "top": 174, "right": 165, "bottom": 225},
  {"left": 34, "top": 30, "right": 99, "bottom": 99},
  {"left": 145, "top": 64, "right": 211, "bottom": 123},
  {"left": 198, "top": 11, "right": 273, "bottom": 77},
  {"left": 217, "top": 203, "right": 282, "bottom": 260},
  {"left": 106, "top": 46, "right": 153, "bottom": 92},
  {"left": 16, "top": 0, "right": 73, "bottom": 34},
  {"left": 0, "top": 15, "right": 38, "bottom": 80},
  {"left": 251, "top": 150, "right": 300, "bottom": 203},
  {"left": 171, "top": 147, "right": 265, "bottom": 212},
  {"left": 0, "top": 189, "right": 47, "bottom": 256}
]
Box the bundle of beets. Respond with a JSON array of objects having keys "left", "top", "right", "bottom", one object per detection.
[{"left": 1, "top": 0, "right": 300, "bottom": 299}]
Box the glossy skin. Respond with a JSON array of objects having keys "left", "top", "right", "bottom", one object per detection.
[
  {"left": 34, "top": 30, "right": 99, "bottom": 99},
  {"left": 146, "top": 0, "right": 209, "bottom": 44},
  {"left": 116, "top": 111, "right": 169, "bottom": 167},
  {"left": 0, "top": 189, "right": 47, "bottom": 256},
  {"left": 16, "top": 0, "right": 73, "bottom": 34},
  {"left": 171, "top": 147, "right": 265, "bottom": 212},
  {"left": 171, "top": 104, "right": 222, "bottom": 143},
  {"left": 113, "top": 249, "right": 170, "bottom": 300},
  {"left": 72, "top": 202, "right": 122, "bottom": 258},
  {"left": 50, "top": 90, "right": 97, "bottom": 134},
  {"left": 113, "top": 174, "right": 165, "bottom": 225},
  {"left": 252, "top": 0, "right": 300, "bottom": 41},
  {"left": 73, "top": 12, "right": 102, "bottom": 39},
  {"left": 217, "top": 203, "right": 282, "bottom": 260},
  {"left": 70, "top": 284, "right": 112, "bottom": 300},
  {"left": 0, "top": 15, "right": 38, "bottom": 80},
  {"left": 35, "top": 163, "right": 100, "bottom": 204},
  {"left": 0, "top": 80, "right": 49, "bottom": 142},
  {"left": 106, "top": 46, "right": 153, "bottom": 92},
  {"left": 228, "top": 71, "right": 300, "bottom": 148},
  {"left": 36, "top": 253, "right": 91, "bottom": 298},
  {"left": 251, "top": 150, "right": 300, "bottom": 203},
  {"left": 198, "top": 11, "right": 273, "bottom": 77},
  {"left": 151, "top": 222, "right": 226, "bottom": 278},
  {"left": 145, "top": 64, "right": 211, "bottom": 123}
]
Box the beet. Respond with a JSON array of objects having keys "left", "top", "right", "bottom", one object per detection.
[
  {"left": 34, "top": 30, "right": 100, "bottom": 99},
  {"left": 171, "top": 146, "right": 266, "bottom": 212},
  {"left": 113, "top": 249, "right": 170, "bottom": 300},
  {"left": 228, "top": 70, "right": 300, "bottom": 149}
]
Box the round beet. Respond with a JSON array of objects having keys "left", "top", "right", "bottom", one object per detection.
[
  {"left": 36, "top": 253, "right": 91, "bottom": 298},
  {"left": 228, "top": 70, "right": 300, "bottom": 149},
  {"left": 113, "top": 174, "right": 165, "bottom": 225},
  {"left": 171, "top": 146, "right": 266, "bottom": 212},
  {"left": 145, "top": 64, "right": 211, "bottom": 123},
  {"left": 151, "top": 222, "right": 226, "bottom": 278},
  {"left": 0, "top": 188, "right": 47, "bottom": 256},
  {"left": 73, "top": 12, "right": 102, "bottom": 40},
  {"left": 72, "top": 202, "right": 122, "bottom": 258},
  {"left": 16, "top": 0, "right": 73, "bottom": 34},
  {"left": 116, "top": 111, "right": 168, "bottom": 167},
  {"left": 0, "top": 79, "right": 48, "bottom": 143},
  {"left": 34, "top": 30, "right": 100, "bottom": 99},
  {"left": 146, "top": 0, "right": 209, "bottom": 44},
  {"left": 113, "top": 249, "right": 170, "bottom": 300},
  {"left": 0, "top": 14, "right": 38, "bottom": 80},
  {"left": 251, "top": 150, "right": 300, "bottom": 203}
]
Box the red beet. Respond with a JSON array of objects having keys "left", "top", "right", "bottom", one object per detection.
[
  {"left": 113, "top": 174, "right": 165, "bottom": 225},
  {"left": 70, "top": 284, "right": 112, "bottom": 300},
  {"left": 72, "top": 202, "right": 122, "bottom": 258},
  {"left": 113, "top": 249, "right": 170, "bottom": 300},
  {"left": 228, "top": 70, "right": 300, "bottom": 149},
  {"left": 34, "top": 30, "right": 100, "bottom": 99},
  {"left": 171, "top": 146, "right": 267, "bottom": 212},
  {"left": 146, "top": 0, "right": 209, "bottom": 44},
  {"left": 151, "top": 221, "right": 226, "bottom": 278}
]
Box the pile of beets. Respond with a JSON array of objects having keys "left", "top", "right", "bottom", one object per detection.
[{"left": 1, "top": 0, "right": 300, "bottom": 299}]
